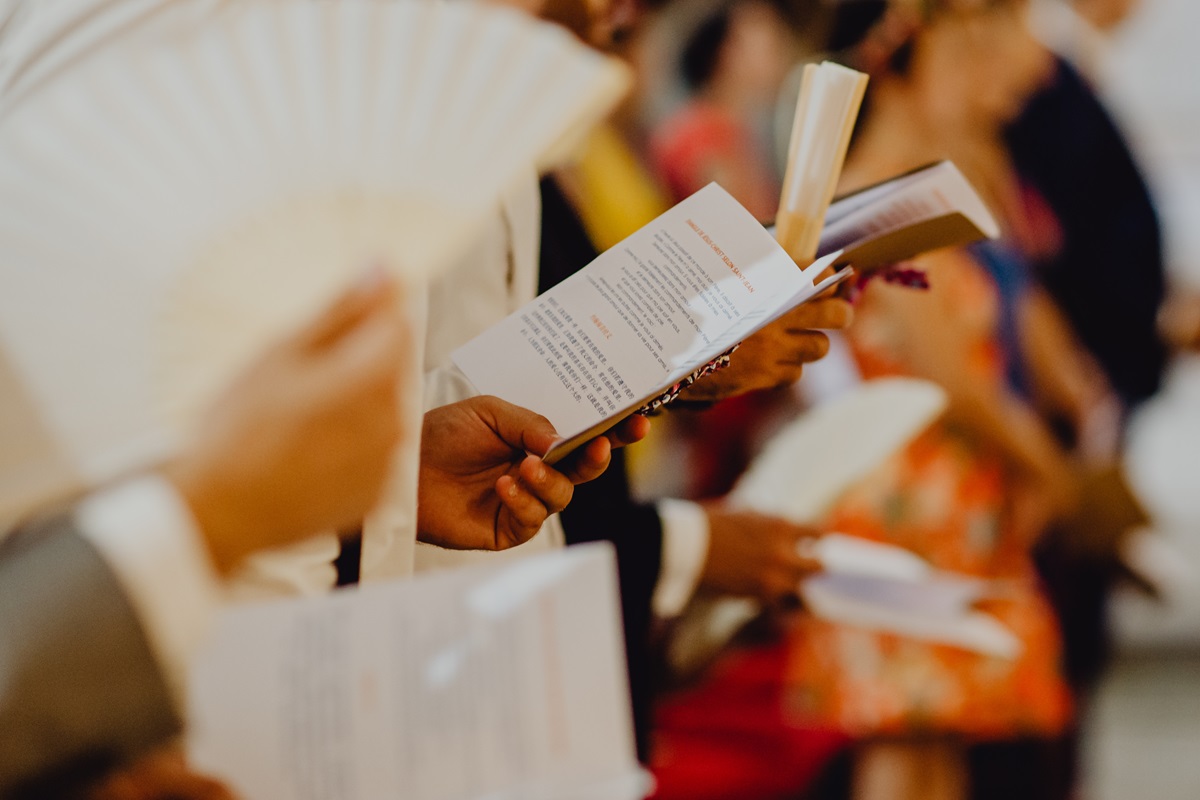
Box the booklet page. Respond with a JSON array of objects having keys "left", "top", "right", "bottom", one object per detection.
[
  {"left": 818, "top": 161, "right": 1000, "bottom": 265},
  {"left": 187, "top": 544, "right": 646, "bottom": 800}
]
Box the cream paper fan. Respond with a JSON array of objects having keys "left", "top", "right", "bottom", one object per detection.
[
  {"left": 667, "top": 378, "right": 949, "bottom": 674},
  {"left": 729, "top": 377, "right": 948, "bottom": 520},
  {"left": 0, "top": 0, "right": 630, "bottom": 521}
]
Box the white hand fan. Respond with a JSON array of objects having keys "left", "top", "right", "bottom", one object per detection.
[
  {"left": 0, "top": 0, "right": 630, "bottom": 522},
  {"left": 0, "top": 0, "right": 226, "bottom": 114},
  {"left": 729, "top": 377, "right": 948, "bottom": 520}
]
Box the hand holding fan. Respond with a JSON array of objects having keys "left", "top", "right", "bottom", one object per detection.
[
  {"left": 667, "top": 378, "right": 949, "bottom": 673},
  {"left": 0, "top": 0, "right": 630, "bottom": 522}
]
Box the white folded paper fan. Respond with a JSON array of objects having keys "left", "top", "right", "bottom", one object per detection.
[
  {"left": 730, "top": 377, "right": 949, "bottom": 522},
  {"left": 0, "top": 0, "right": 630, "bottom": 521}
]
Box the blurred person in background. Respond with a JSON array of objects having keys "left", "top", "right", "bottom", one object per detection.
[
  {"left": 646, "top": 2, "right": 1098, "bottom": 796},
  {"left": 1005, "top": 2, "right": 1171, "bottom": 784},
  {"left": 1009, "top": 0, "right": 1165, "bottom": 415},
  {"left": 634, "top": 2, "right": 1099, "bottom": 798},
  {"left": 648, "top": 0, "right": 797, "bottom": 220}
]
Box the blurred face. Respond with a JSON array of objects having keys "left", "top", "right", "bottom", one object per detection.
[
  {"left": 1075, "top": 0, "right": 1143, "bottom": 31},
  {"left": 495, "top": 0, "right": 635, "bottom": 48},
  {"left": 916, "top": 1, "right": 1052, "bottom": 130},
  {"left": 718, "top": 0, "right": 794, "bottom": 105},
  {"left": 486, "top": 0, "right": 549, "bottom": 16}
]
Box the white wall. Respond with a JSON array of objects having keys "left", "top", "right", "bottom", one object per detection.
[
  {"left": 1105, "top": 0, "right": 1200, "bottom": 288},
  {"left": 1097, "top": 0, "right": 1200, "bottom": 648}
]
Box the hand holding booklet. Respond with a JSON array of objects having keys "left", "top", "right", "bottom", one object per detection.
[
  {"left": 730, "top": 380, "right": 1019, "bottom": 657},
  {"left": 450, "top": 163, "right": 998, "bottom": 462},
  {"left": 452, "top": 183, "right": 850, "bottom": 461},
  {"left": 666, "top": 378, "right": 955, "bottom": 671},
  {"left": 451, "top": 51, "right": 995, "bottom": 461}
]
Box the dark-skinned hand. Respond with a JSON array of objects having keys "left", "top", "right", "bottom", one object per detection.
[
  {"left": 699, "top": 505, "right": 823, "bottom": 606},
  {"left": 679, "top": 296, "right": 853, "bottom": 402},
  {"left": 418, "top": 396, "right": 649, "bottom": 550}
]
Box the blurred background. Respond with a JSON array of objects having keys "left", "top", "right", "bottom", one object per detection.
[
  {"left": 1075, "top": 2, "right": 1200, "bottom": 798},
  {"left": 568, "top": 0, "right": 1200, "bottom": 797}
]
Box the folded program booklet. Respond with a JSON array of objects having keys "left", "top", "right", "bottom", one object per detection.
[
  {"left": 452, "top": 182, "right": 849, "bottom": 461},
  {"left": 819, "top": 160, "right": 1000, "bottom": 271}
]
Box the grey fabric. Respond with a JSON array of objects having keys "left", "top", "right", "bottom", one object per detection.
[{"left": 0, "top": 514, "right": 181, "bottom": 798}]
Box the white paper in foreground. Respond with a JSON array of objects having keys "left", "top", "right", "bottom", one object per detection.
[
  {"left": 187, "top": 543, "right": 647, "bottom": 800},
  {"left": 452, "top": 183, "right": 844, "bottom": 456}
]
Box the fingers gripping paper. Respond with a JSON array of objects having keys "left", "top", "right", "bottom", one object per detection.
[{"left": 0, "top": 0, "right": 630, "bottom": 520}]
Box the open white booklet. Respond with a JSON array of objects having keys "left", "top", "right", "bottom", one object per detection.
[
  {"left": 187, "top": 544, "right": 649, "bottom": 800},
  {"left": 452, "top": 183, "right": 848, "bottom": 461}
]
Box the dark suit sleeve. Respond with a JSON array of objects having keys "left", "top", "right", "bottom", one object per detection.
[
  {"left": 560, "top": 450, "right": 663, "bottom": 762},
  {"left": 0, "top": 516, "right": 181, "bottom": 799},
  {"left": 538, "top": 176, "right": 666, "bottom": 761}
]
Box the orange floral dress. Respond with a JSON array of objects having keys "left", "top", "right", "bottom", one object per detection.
[{"left": 783, "top": 251, "right": 1073, "bottom": 740}]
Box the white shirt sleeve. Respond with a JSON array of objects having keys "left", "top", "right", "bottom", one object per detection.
[
  {"left": 74, "top": 475, "right": 222, "bottom": 706},
  {"left": 652, "top": 498, "right": 711, "bottom": 619}
]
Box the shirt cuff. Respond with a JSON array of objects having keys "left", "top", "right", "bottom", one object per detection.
[
  {"left": 652, "top": 498, "right": 710, "bottom": 619},
  {"left": 75, "top": 475, "right": 222, "bottom": 706}
]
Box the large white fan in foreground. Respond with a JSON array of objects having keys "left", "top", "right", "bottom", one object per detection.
[{"left": 0, "top": 0, "right": 630, "bottom": 521}]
